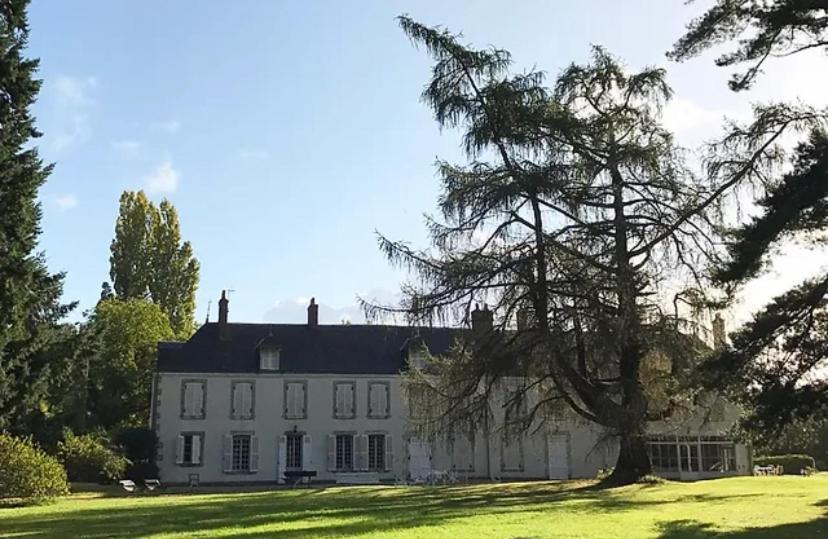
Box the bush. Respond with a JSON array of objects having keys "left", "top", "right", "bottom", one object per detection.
[
  {"left": 754, "top": 454, "right": 817, "bottom": 475},
  {"left": 114, "top": 427, "right": 158, "bottom": 463},
  {"left": 0, "top": 433, "right": 69, "bottom": 503},
  {"left": 57, "top": 431, "right": 128, "bottom": 484},
  {"left": 124, "top": 461, "right": 160, "bottom": 483}
]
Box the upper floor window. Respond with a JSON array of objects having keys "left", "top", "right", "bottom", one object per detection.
[
  {"left": 231, "top": 381, "right": 254, "bottom": 420},
  {"left": 259, "top": 346, "right": 280, "bottom": 371},
  {"left": 368, "top": 382, "right": 390, "bottom": 419},
  {"left": 181, "top": 380, "right": 206, "bottom": 419},
  {"left": 334, "top": 382, "right": 356, "bottom": 419},
  {"left": 284, "top": 381, "right": 307, "bottom": 419}
]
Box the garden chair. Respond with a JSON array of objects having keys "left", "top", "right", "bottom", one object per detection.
[
  {"left": 119, "top": 480, "right": 137, "bottom": 493},
  {"left": 144, "top": 479, "right": 161, "bottom": 491}
]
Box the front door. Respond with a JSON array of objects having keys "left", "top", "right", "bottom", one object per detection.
[
  {"left": 407, "top": 437, "right": 432, "bottom": 482},
  {"left": 547, "top": 433, "right": 569, "bottom": 480}
]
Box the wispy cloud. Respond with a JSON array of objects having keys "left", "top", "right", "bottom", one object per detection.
[
  {"left": 153, "top": 120, "right": 182, "bottom": 134},
  {"left": 144, "top": 161, "right": 179, "bottom": 194},
  {"left": 50, "top": 75, "right": 98, "bottom": 151},
  {"left": 111, "top": 139, "right": 142, "bottom": 155},
  {"left": 55, "top": 193, "right": 79, "bottom": 210}
]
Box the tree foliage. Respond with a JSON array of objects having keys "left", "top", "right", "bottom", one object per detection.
[
  {"left": 109, "top": 191, "right": 199, "bottom": 337},
  {"left": 670, "top": 0, "right": 828, "bottom": 91},
  {"left": 84, "top": 298, "right": 174, "bottom": 430},
  {"left": 370, "top": 17, "right": 765, "bottom": 484},
  {"left": 0, "top": 0, "right": 74, "bottom": 430}
]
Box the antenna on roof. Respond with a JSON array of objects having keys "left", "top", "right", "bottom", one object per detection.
[{"left": 205, "top": 300, "right": 212, "bottom": 323}]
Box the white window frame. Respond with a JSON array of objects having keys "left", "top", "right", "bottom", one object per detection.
[
  {"left": 259, "top": 346, "right": 280, "bottom": 371},
  {"left": 175, "top": 432, "right": 204, "bottom": 467}
]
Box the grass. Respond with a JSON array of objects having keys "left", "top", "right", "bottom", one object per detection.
[{"left": 0, "top": 475, "right": 825, "bottom": 538}]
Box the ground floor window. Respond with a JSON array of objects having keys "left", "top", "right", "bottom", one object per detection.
[
  {"left": 647, "top": 436, "right": 736, "bottom": 473},
  {"left": 176, "top": 433, "right": 202, "bottom": 466},
  {"left": 336, "top": 434, "right": 354, "bottom": 471},
  {"left": 286, "top": 434, "right": 302, "bottom": 470},
  {"left": 232, "top": 434, "right": 251, "bottom": 472},
  {"left": 368, "top": 434, "right": 385, "bottom": 471}
]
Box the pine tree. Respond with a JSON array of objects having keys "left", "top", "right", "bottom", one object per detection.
[
  {"left": 370, "top": 18, "right": 758, "bottom": 484},
  {"left": 672, "top": 1, "right": 828, "bottom": 436},
  {"left": 0, "top": 0, "right": 74, "bottom": 429},
  {"left": 109, "top": 191, "right": 199, "bottom": 337}
]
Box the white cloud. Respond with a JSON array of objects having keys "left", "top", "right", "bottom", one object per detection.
[
  {"left": 662, "top": 98, "right": 728, "bottom": 134},
  {"left": 49, "top": 75, "right": 97, "bottom": 151},
  {"left": 153, "top": 120, "right": 182, "bottom": 134},
  {"left": 55, "top": 193, "right": 78, "bottom": 210},
  {"left": 111, "top": 140, "right": 142, "bottom": 155},
  {"left": 144, "top": 161, "right": 179, "bottom": 194}
]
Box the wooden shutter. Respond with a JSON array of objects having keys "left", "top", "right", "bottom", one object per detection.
[
  {"left": 368, "top": 385, "right": 376, "bottom": 417},
  {"left": 277, "top": 435, "right": 287, "bottom": 483},
  {"left": 191, "top": 435, "right": 201, "bottom": 465},
  {"left": 298, "top": 384, "right": 306, "bottom": 418},
  {"left": 176, "top": 435, "right": 185, "bottom": 464},
  {"left": 357, "top": 434, "right": 368, "bottom": 471},
  {"left": 250, "top": 435, "right": 259, "bottom": 472},
  {"left": 195, "top": 383, "right": 205, "bottom": 417},
  {"left": 244, "top": 384, "right": 253, "bottom": 418},
  {"left": 232, "top": 384, "right": 241, "bottom": 418},
  {"left": 345, "top": 384, "right": 354, "bottom": 417},
  {"left": 302, "top": 434, "right": 312, "bottom": 469},
  {"left": 222, "top": 434, "right": 232, "bottom": 472},
  {"left": 327, "top": 435, "right": 336, "bottom": 471},
  {"left": 385, "top": 434, "right": 393, "bottom": 472},
  {"left": 381, "top": 385, "right": 389, "bottom": 417},
  {"left": 334, "top": 384, "right": 343, "bottom": 417}
]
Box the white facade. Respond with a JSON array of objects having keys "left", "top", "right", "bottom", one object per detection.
[{"left": 152, "top": 369, "right": 752, "bottom": 485}]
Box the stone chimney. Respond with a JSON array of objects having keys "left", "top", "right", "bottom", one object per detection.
[
  {"left": 471, "top": 304, "right": 493, "bottom": 335},
  {"left": 218, "top": 290, "right": 229, "bottom": 340},
  {"left": 307, "top": 297, "right": 319, "bottom": 327},
  {"left": 712, "top": 313, "right": 726, "bottom": 350}
]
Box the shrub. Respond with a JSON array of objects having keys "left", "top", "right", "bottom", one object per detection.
[
  {"left": 125, "top": 461, "right": 160, "bottom": 483},
  {"left": 0, "top": 433, "right": 69, "bottom": 503},
  {"left": 754, "top": 454, "right": 816, "bottom": 475},
  {"left": 57, "top": 431, "right": 128, "bottom": 484},
  {"left": 114, "top": 427, "right": 158, "bottom": 463}
]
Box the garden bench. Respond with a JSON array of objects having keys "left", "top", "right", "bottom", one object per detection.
[{"left": 283, "top": 470, "right": 316, "bottom": 487}]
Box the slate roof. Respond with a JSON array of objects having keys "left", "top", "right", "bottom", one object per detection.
[{"left": 157, "top": 322, "right": 461, "bottom": 375}]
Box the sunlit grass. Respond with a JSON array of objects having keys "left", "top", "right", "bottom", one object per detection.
[{"left": 1, "top": 475, "right": 825, "bottom": 538}]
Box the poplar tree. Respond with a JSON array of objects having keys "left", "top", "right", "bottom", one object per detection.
[
  {"left": 0, "top": 0, "right": 74, "bottom": 429},
  {"left": 109, "top": 191, "right": 199, "bottom": 337}
]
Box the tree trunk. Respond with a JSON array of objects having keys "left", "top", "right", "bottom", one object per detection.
[{"left": 608, "top": 432, "right": 652, "bottom": 484}]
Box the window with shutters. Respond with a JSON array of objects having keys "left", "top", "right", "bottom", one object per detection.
[
  {"left": 367, "top": 434, "right": 385, "bottom": 471},
  {"left": 286, "top": 434, "right": 302, "bottom": 470},
  {"left": 367, "top": 382, "right": 390, "bottom": 419},
  {"left": 259, "top": 346, "right": 280, "bottom": 371},
  {"left": 333, "top": 381, "right": 355, "bottom": 419},
  {"left": 176, "top": 432, "right": 203, "bottom": 466},
  {"left": 180, "top": 380, "right": 206, "bottom": 419},
  {"left": 335, "top": 434, "right": 354, "bottom": 471},
  {"left": 451, "top": 430, "right": 475, "bottom": 472},
  {"left": 231, "top": 381, "right": 255, "bottom": 419},
  {"left": 232, "top": 434, "right": 251, "bottom": 471},
  {"left": 284, "top": 381, "right": 307, "bottom": 419}
]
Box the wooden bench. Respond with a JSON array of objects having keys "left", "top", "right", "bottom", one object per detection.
[{"left": 284, "top": 470, "right": 317, "bottom": 487}]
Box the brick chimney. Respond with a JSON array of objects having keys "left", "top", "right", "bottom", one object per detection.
[
  {"left": 471, "top": 304, "right": 493, "bottom": 334},
  {"left": 307, "top": 297, "right": 319, "bottom": 327},
  {"left": 712, "top": 313, "right": 726, "bottom": 350},
  {"left": 218, "top": 290, "right": 229, "bottom": 340}
]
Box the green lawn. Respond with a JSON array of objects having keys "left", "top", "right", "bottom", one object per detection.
[{"left": 1, "top": 475, "right": 825, "bottom": 538}]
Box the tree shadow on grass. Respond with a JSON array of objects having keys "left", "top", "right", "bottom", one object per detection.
[{"left": 0, "top": 484, "right": 819, "bottom": 538}]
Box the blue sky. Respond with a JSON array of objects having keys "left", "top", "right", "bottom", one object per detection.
[{"left": 29, "top": 1, "right": 827, "bottom": 326}]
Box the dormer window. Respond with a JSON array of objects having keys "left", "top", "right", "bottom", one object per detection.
[
  {"left": 408, "top": 346, "right": 428, "bottom": 370},
  {"left": 260, "top": 346, "right": 280, "bottom": 371}
]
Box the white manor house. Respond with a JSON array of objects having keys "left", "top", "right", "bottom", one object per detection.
[{"left": 151, "top": 292, "right": 752, "bottom": 485}]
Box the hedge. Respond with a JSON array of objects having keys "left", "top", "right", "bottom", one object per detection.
[
  {"left": 754, "top": 454, "right": 817, "bottom": 474},
  {"left": 0, "top": 433, "right": 69, "bottom": 503},
  {"left": 57, "top": 431, "right": 128, "bottom": 484}
]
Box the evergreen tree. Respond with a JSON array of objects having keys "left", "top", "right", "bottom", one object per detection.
[
  {"left": 672, "top": 1, "right": 828, "bottom": 436},
  {"left": 109, "top": 191, "right": 199, "bottom": 337},
  {"left": 669, "top": 0, "right": 828, "bottom": 91},
  {"left": 370, "top": 18, "right": 761, "bottom": 484},
  {"left": 0, "top": 0, "right": 74, "bottom": 429}
]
